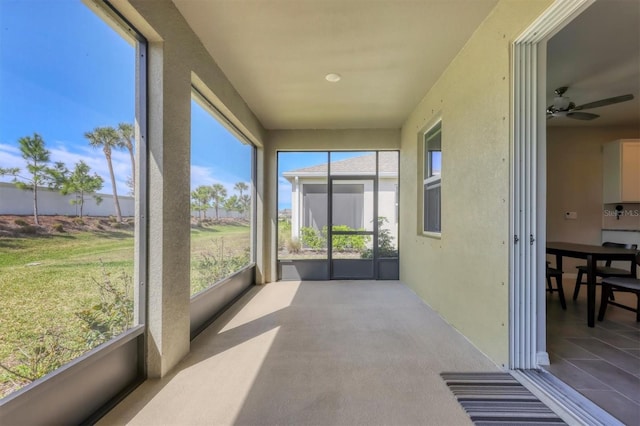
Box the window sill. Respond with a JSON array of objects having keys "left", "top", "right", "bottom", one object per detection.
[{"left": 421, "top": 231, "right": 441, "bottom": 240}]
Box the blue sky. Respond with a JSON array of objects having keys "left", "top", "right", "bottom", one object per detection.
[
  {"left": 278, "top": 152, "right": 328, "bottom": 210},
  {"left": 191, "top": 99, "right": 251, "bottom": 193},
  {"left": 0, "top": 0, "right": 250, "bottom": 200},
  {"left": 0, "top": 1, "right": 379, "bottom": 211},
  {"left": 0, "top": 1, "right": 135, "bottom": 195},
  {"left": 277, "top": 151, "right": 374, "bottom": 210}
]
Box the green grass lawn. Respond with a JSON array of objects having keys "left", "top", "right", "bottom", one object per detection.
[{"left": 0, "top": 220, "right": 250, "bottom": 398}]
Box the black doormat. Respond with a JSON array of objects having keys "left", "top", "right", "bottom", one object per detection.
[{"left": 441, "top": 372, "right": 566, "bottom": 425}]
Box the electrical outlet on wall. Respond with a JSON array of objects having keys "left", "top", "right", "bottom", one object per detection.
[{"left": 565, "top": 211, "right": 578, "bottom": 220}]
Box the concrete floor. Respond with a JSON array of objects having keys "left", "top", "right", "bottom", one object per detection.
[
  {"left": 545, "top": 279, "right": 640, "bottom": 425},
  {"left": 99, "top": 280, "right": 499, "bottom": 425}
]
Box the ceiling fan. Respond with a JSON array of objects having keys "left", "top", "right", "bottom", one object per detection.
[{"left": 546, "top": 86, "right": 634, "bottom": 120}]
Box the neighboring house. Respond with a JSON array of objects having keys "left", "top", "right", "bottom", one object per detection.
[{"left": 282, "top": 152, "right": 398, "bottom": 244}]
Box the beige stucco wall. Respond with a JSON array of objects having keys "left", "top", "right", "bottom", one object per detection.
[
  {"left": 264, "top": 129, "right": 400, "bottom": 282},
  {"left": 399, "top": 0, "right": 553, "bottom": 367},
  {"left": 547, "top": 126, "right": 640, "bottom": 273},
  {"left": 110, "top": 0, "right": 266, "bottom": 377}
]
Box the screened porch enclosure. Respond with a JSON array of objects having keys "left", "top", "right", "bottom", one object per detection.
[{"left": 278, "top": 151, "right": 399, "bottom": 280}]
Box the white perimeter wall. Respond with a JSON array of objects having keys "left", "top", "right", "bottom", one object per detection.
[
  {"left": 0, "top": 182, "right": 244, "bottom": 219},
  {"left": 0, "top": 182, "right": 134, "bottom": 217}
]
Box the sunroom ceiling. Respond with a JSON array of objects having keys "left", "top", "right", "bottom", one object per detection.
[{"left": 172, "top": 0, "right": 498, "bottom": 130}]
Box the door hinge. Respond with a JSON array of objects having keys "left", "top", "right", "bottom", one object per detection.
[
  {"left": 514, "top": 235, "right": 520, "bottom": 244},
  {"left": 530, "top": 234, "right": 535, "bottom": 245}
]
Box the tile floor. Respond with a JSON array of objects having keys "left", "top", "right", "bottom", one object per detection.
[{"left": 545, "top": 278, "right": 640, "bottom": 425}]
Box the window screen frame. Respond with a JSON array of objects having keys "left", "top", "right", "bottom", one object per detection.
[{"left": 422, "top": 121, "right": 442, "bottom": 236}]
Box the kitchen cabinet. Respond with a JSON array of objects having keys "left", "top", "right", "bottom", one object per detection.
[{"left": 603, "top": 139, "right": 640, "bottom": 203}]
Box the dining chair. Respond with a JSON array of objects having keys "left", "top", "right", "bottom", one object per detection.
[
  {"left": 546, "top": 261, "right": 566, "bottom": 310},
  {"left": 598, "top": 252, "right": 640, "bottom": 322},
  {"left": 572, "top": 242, "right": 638, "bottom": 300}
]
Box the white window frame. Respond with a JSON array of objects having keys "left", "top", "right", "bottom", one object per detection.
[{"left": 422, "top": 121, "right": 442, "bottom": 236}]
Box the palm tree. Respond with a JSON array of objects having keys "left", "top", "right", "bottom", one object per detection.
[
  {"left": 117, "top": 123, "right": 135, "bottom": 189},
  {"left": 191, "top": 185, "right": 213, "bottom": 220},
  {"left": 85, "top": 126, "right": 122, "bottom": 222},
  {"left": 234, "top": 182, "right": 250, "bottom": 219},
  {"left": 210, "top": 183, "right": 227, "bottom": 220},
  {"left": 234, "top": 181, "right": 248, "bottom": 198}
]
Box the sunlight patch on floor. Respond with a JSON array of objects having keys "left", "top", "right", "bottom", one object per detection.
[{"left": 218, "top": 281, "right": 301, "bottom": 334}]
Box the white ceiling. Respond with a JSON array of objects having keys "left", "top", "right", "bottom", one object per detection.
[
  {"left": 173, "top": 0, "right": 498, "bottom": 130},
  {"left": 547, "top": 0, "right": 640, "bottom": 128},
  {"left": 173, "top": 0, "right": 638, "bottom": 131}
]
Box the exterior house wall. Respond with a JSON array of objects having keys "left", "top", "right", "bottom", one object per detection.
[
  {"left": 289, "top": 177, "right": 324, "bottom": 240},
  {"left": 287, "top": 177, "right": 398, "bottom": 243},
  {"left": 399, "top": 0, "right": 553, "bottom": 367},
  {"left": 0, "top": 182, "right": 135, "bottom": 217},
  {"left": 378, "top": 179, "right": 398, "bottom": 232}
]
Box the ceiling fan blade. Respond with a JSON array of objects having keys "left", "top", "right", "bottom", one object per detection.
[
  {"left": 573, "top": 94, "right": 634, "bottom": 110},
  {"left": 566, "top": 112, "right": 599, "bottom": 120}
]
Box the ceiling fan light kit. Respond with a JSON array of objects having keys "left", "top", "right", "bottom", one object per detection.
[{"left": 546, "top": 86, "right": 634, "bottom": 120}]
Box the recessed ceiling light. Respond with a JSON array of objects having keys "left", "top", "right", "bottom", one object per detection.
[{"left": 325, "top": 73, "right": 341, "bottom": 83}]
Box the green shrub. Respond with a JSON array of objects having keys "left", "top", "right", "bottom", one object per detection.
[
  {"left": 52, "top": 223, "right": 65, "bottom": 233},
  {"left": 14, "top": 219, "right": 29, "bottom": 227},
  {"left": 0, "top": 328, "right": 79, "bottom": 383},
  {"left": 300, "top": 226, "right": 326, "bottom": 249},
  {"left": 73, "top": 217, "right": 85, "bottom": 226},
  {"left": 19, "top": 225, "right": 38, "bottom": 234},
  {"left": 192, "top": 237, "right": 250, "bottom": 294},
  {"left": 76, "top": 267, "right": 133, "bottom": 349},
  {"left": 278, "top": 219, "right": 292, "bottom": 250},
  {"left": 299, "top": 225, "right": 371, "bottom": 252},
  {"left": 287, "top": 238, "right": 301, "bottom": 254},
  {"left": 0, "top": 264, "right": 133, "bottom": 385},
  {"left": 361, "top": 217, "right": 398, "bottom": 259},
  {"left": 323, "top": 225, "right": 369, "bottom": 252}
]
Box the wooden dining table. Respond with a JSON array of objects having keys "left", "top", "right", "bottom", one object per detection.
[{"left": 546, "top": 242, "right": 638, "bottom": 327}]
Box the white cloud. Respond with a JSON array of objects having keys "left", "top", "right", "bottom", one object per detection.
[
  {"left": 190, "top": 164, "right": 250, "bottom": 196},
  {"left": 0, "top": 144, "right": 24, "bottom": 182},
  {"left": 190, "top": 165, "right": 216, "bottom": 189},
  {"left": 49, "top": 143, "right": 132, "bottom": 196},
  {"left": 0, "top": 143, "right": 20, "bottom": 155}
]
